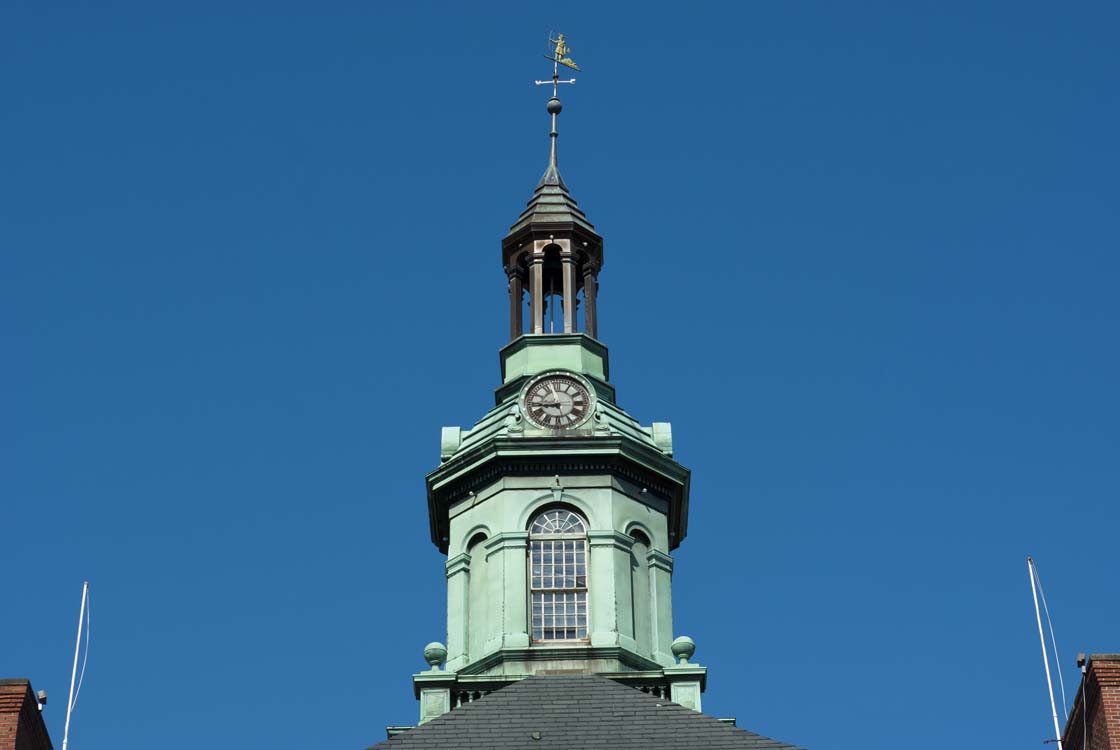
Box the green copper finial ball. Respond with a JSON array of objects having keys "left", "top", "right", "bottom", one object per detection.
[
  {"left": 547, "top": 97, "right": 562, "bottom": 115},
  {"left": 423, "top": 642, "right": 447, "bottom": 671},
  {"left": 670, "top": 636, "right": 696, "bottom": 664}
]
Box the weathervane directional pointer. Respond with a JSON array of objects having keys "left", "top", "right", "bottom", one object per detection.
[{"left": 534, "top": 33, "right": 579, "bottom": 97}]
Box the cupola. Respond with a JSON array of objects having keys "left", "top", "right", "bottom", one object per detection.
[{"left": 411, "top": 35, "right": 702, "bottom": 727}]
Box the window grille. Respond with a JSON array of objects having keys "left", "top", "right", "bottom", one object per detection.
[{"left": 529, "top": 509, "right": 588, "bottom": 641}]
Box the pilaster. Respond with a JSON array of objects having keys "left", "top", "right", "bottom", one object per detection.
[
  {"left": 445, "top": 553, "right": 471, "bottom": 671},
  {"left": 587, "top": 530, "right": 634, "bottom": 648},
  {"left": 484, "top": 532, "right": 531, "bottom": 649},
  {"left": 648, "top": 549, "right": 675, "bottom": 665}
]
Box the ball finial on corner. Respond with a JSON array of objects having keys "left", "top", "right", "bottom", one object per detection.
[
  {"left": 670, "top": 635, "right": 696, "bottom": 664},
  {"left": 423, "top": 642, "right": 448, "bottom": 671}
]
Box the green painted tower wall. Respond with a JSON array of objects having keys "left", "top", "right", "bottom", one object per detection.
[
  {"left": 443, "top": 474, "right": 677, "bottom": 674},
  {"left": 421, "top": 333, "right": 693, "bottom": 687}
]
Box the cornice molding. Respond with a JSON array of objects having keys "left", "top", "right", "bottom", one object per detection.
[
  {"left": 425, "top": 425, "right": 692, "bottom": 557},
  {"left": 648, "top": 549, "right": 674, "bottom": 573},
  {"left": 445, "top": 553, "right": 471, "bottom": 577},
  {"left": 458, "top": 644, "right": 662, "bottom": 677},
  {"left": 587, "top": 529, "right": 635, "bottom": 552},
  {"left": 483, "top": 531, "right": 529, "bottom": 558}
]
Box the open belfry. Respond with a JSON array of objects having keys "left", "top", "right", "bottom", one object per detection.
[{"left": 371, "top": 37, "right": 799, "bottom": 750}]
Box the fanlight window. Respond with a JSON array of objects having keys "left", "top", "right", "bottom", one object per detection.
[
  {"left": 531, "top": 509, "right": 586, "bottom": 535},
  {"left": 529, "top": 509, "right": 588, "bottom": 641}
]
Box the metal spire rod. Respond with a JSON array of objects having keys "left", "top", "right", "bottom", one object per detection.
[{"left": 534, "top": 33, "right": 579, "bottom": 168}]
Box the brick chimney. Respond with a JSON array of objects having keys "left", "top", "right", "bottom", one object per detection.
[
  {"left": 1062, "top": 654, "right": 1120, "bottom": 750},
  {"left": 0, "top": 680, "right": 52, "bottom": 750}
]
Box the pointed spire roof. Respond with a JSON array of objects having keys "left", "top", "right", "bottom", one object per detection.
[
  {"left": 506, "top": 159, "right": 599, "bottom": 237},
  {"left": 505, "top": 101, "right": 601, "bottom": 242},
  {"left": 501, "top": 61, "right": 604, "bottom": 277}
]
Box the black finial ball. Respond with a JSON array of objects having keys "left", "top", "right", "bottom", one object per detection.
[{"left": 547, "top": 97, "right": 562, "bottom": 115}]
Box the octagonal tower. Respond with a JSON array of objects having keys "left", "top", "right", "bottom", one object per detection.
[{"left": 412, "top": 61, "right": 704, "bottom": 725}]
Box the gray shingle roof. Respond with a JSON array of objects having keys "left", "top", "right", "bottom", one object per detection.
[
  {"left": 505, "top": 163, "right": 600, "bottom": 239},
  {"left": 372, "top": 675, "right": 801, "bottom": 750}
]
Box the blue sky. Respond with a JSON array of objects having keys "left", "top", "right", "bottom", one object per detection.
[{"left": 2, "top": 2, "right": 1117, "bottom": 749}]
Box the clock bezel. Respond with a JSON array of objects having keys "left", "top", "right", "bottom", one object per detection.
[{"left": 519, "top": 371, "right": 597, "bottom": 431}]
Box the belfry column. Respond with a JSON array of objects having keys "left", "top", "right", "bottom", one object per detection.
[
  {"left": 529, "top": 247, "right": 545, "bottom": 334},
  {"left": 560, "top": 242, "right": 576, "bottom": 333},
  {"left": 583, "top": 265, "right": 598, "bottom": 338},
  {"left": 508, "top": 269, "right": 523, "bottom": 340}
]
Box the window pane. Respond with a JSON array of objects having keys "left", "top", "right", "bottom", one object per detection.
[{"left": 529, "top": 515, "right": 588, "bottom": 641}]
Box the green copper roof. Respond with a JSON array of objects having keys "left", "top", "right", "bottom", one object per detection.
[
  {"left": 505, "top": 163, "right": 600, "bottom": 238},
  {"left": 441, "top": 392, "right": 665, "bottom": 462},
  {"left": 427, "top": 376, "right": 691, "bottom": 554}
]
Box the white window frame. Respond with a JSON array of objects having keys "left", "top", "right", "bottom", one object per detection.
[{"left": 528, "top": 509, "right": 589, "bottom": 642}]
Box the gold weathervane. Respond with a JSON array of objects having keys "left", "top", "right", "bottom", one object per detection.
[
  {"left": 535, "top": 33, "right": 580, "bottom": 94},
  {"left": 546, "top": 33, "right": 580, "bottom": 72}
]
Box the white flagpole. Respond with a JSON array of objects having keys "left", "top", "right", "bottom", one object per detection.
[
  {"left": 1028, "top": 558, "right": 1063, "bottom": 750},
  {"left": 62, "top": 581, "right": 88, "bottom": 750}
]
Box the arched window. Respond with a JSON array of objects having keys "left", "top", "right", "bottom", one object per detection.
[{"left": 529, "top": 509, "right": 588, "bottom": 641}]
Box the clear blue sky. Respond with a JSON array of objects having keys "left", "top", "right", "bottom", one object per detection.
[{"left": 3, "top": 2, "right": 1117, "bottom": 749}]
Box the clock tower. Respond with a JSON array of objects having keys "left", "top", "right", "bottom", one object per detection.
[{"left": 408, "top": 41, "right": 706, "bottom": 726}]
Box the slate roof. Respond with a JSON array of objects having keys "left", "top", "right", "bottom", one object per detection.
[{"left": 371, "top": 675, "right": 801, "bottom": 750}]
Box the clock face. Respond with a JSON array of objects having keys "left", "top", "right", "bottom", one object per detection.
[{"left": 524, "top": 375, "right": 593, "bottom": 429}]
